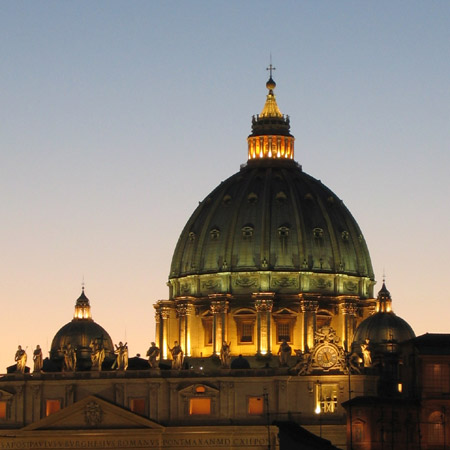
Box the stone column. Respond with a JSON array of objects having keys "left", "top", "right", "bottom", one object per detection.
[
  {"left": 154, "top": 311, "right": 161, "bottom": 349},
  {"left": 342, "top": 302, "right": 358, "bottom": 352},
  {"left": 300, "top": 300, "right": 319, "bottom": 352},
  {"left": 160, "top": 307, "right": 170, "bottom": 360},
  {"left": 176, "top": 303, "right": 187, "bottom": 355},
  {"left": 176, "top": 303, "right": 194, "bottom": 357},
  {"left": 210, "top": 300, "right": 229, "bottom": 355},
  {"left": 254, "top": 293, "right": 275, "bottom": 355}
]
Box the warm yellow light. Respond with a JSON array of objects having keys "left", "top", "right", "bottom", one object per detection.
[
  {"left": 315, "top": 404, "right": 321, "bottom": 414},
  {"left": 398, "top": 383, "right": 402, "bottom": 393}
]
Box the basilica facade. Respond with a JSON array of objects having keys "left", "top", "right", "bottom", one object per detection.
[{"left": 0, "top": 73, "right": 431, "bottom": 450}]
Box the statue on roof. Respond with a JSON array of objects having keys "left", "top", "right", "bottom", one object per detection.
[
  {"left": 170, "top": 341, "right": 183, "bottom": 370},
  {"left": 112, "top": 341, "right": 128, "bottom": 371},
  {"left": 90, "top": 338, "right": 105, "bottom": 371},
  {"left": 146, "top": 342, "right": 160, "bottom": 369},
  {"left": 33, "top": 345, "right": 43, "bottom": 373},
  {"left": 15, "top": 345, "right": 27, "bottom": 373},
  {"left": 62, "top": 343, "right": 76, "bottom": 372}
]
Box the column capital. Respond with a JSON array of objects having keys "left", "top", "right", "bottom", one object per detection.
[
  {"left": 210, "top": 300, "right": 229, "bottom": 314},
  {"left": 341, "top": 302, "right": 358, "bottom": 316},
  {"left": 160, "top": 306, "right": 171, "bottom": 320},
  {"left": 254, "top": 298, "right": 273, "bottom": 312},
  {"left": 300, "top": 299, "right": 319, "bottom": 313}
]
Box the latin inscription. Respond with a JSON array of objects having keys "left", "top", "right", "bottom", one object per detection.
[{"left": 0, "top": 436, "right": 270, "bottom": 449}]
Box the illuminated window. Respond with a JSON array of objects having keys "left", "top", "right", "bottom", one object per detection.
[
  {"left": 195, "top": 386, "right": 206, "bottom": 393},
  {"left": 46, "top": 399, "right": 61, "bottom": 416},
  {"left": 429, "top": 411, "right": 445, "bottom": 445},
  {"left": 316, "top": 384, "right": 338, "bottom": 414},
  {"left": 248, "top": 397, "right": 264, "bottom": 415},
  {"left": 424, "top": 363, "right": 450, "bottom": 392},
  {"left": 189, "top": 398, "right": 211, "bottom": 415},
  {"left": 0, "top": 401, "right": 7, "bottom": 419},
  {"left": 130, "top": 398, "right": 146, "bottom": 415},
  {"left": 202, "top": 317, "right": 213, "bottom": 345},
  {"left": 235, "top": 313, "right": 255, "bottom": 344}
]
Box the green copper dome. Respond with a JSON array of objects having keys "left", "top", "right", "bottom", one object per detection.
[{"left": 168, "top": 76, "right": 374, "bottom": 300}]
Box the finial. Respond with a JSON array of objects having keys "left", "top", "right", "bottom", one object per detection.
[
  {"left": 266, "top": 56, "right": 276, "bottom": 91},
  {"left": 266, "top": 54, "right": 276, "bottom": 79},
  {"left": 81, "top": 275, "right": 85, "bottom": 293}
]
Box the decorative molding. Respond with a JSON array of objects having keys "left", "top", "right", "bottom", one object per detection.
[
  {"left": 234, "top": 276, "right": 258, "bottom": 288},
  {"left": 272, "top": 276, "right": 297, "bottom": 288},
  {"left": 202, "top": 279, "right": 220, "bottom": 290}
]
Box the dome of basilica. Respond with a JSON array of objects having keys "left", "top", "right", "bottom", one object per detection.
[
  {"left": 156, "top": 72, "right": 378, "bottom": 362},
  {"left": 353, "top": 282, "right": 415, "bottom": 353},
  {"left": 169, "top": 76, "right": 374, "bottom": 300},
  {"left": 50, "top": 289, "right": 115, "bottom": 370}
]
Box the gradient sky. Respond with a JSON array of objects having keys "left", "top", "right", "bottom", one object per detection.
[{"left": 1, "top": 1, "right": 449, "bottom": 373}]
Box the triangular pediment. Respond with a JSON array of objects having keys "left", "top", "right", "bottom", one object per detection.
[
  {"left": 0, "top": 389, "right": 14, "bottom": 401},
  {"left": 22, "top": 395, "right": 163, "bottom": 431}
]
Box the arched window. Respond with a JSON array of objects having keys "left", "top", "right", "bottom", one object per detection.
[{"left": 429, "top": 411, "right": 445, "bottom": 445}]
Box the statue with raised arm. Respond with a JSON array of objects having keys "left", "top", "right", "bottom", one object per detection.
[
  {"left": 112, "top": 341, "right": 128, "bottom": 370},
  {"left": 63, "top": 343, "right": 76, "bottom": 371},
  {"left": 220, "top": 341, "right": 231, "bottom": 368},
  {"left": 277, "top": 339, "right": 292, "bottom": 366},
  {"left": 15, "top": 345, "right": 27, "bottom": 373},
  {"left": 361, "top": 338, "right": 372, "bottom": 368},
  {"left": 146, "top": 342, "right": 160, "bottom": 369},
  {"left": 170, "top": 341, "right": 183, "bottom": 370},
  {"left": 33, "top": 345, "right": 43, "bottom": 373}
]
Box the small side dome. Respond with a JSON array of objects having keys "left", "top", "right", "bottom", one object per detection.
[
  {"left": 50, "top": 289, "right": 115, "bottom": 371},
  {"left": 353, "top": 282, "right": 415, "bottom": 354}
]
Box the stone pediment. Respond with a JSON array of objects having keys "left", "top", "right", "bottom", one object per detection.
[
  {"left": 0, "top": 389, "right": 14, "bottom": 401},
  {"left": 22, "top": 395, "right": 163, "bottom": 431},
  {"left": 178, "top": 383, "right": 219, "bottom": 395}
]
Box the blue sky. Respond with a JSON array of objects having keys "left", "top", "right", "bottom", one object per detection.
[{"left": 1, "top": 1, "right": 449, "bottom": 371}]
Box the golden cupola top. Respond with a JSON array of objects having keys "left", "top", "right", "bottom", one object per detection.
[
  {"left": 74, "top": 287, "right": 92, "bottom": 320},
  {"left": 248, "top": 66, "right": 295, "bottom": 161},
  {"left": 259, "top": 77, "right": 283, "bottom": 118}
]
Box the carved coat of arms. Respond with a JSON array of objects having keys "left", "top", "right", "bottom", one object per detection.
[{"left": 84, "top": 401, "right": 103, "bottom": 427}]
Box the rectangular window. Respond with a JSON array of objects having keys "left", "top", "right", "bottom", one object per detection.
[
  {"left": 248, "top": 397, "right": 264, "bottom": 415},
  {"left": 241, "top": 322, "right": 254, "bottom": 343},
  {"left": 423, "top": 364, "right": 450, "bottom": 393},
  {"left": 316, "top": 384, "right": 338, "bottom": 414},
  {"left": 46, "top": 399, "right": 61, "bottom": 416},
  {"left": 0, "top": 401, "right": 7, "bottom": 419},
  {"left": 202, "top": 318, "right": 213, "bottom": 346},
  {"left": 130, "top": 398, "right": 146, "bottom": 415},
  {"left": 277, "top": 322, "right": 291, "bottom": 342},
  {"left": 189, "top": 398, "right": 211, "bottom": 415}
]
